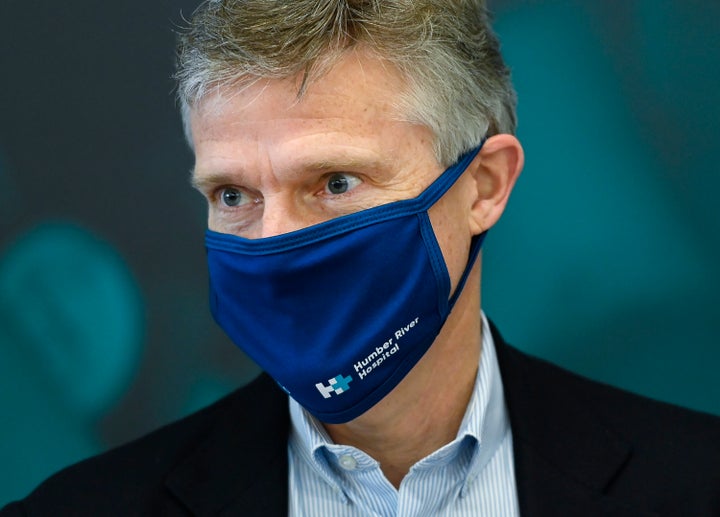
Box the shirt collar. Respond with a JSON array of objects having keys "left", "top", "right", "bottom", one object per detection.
[{"left": 288, "top": 312, "right": 509, "bottom": 495}]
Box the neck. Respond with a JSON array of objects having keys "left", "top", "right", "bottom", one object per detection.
[{"left": 323, "top": 266, "right": 482, "bottom": 488}]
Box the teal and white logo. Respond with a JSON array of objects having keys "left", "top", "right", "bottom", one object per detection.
[{"left": 315, "top": 374, "right": 353, "bottom": 399}]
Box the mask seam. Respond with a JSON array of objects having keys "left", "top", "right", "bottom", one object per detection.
[{"left": 418, "top": 212, "right": 450, "bottom": 318}]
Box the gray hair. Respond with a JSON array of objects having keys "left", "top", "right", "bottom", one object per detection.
[{"left": 175, "top": 0, "right": 516, "bottom": 166}]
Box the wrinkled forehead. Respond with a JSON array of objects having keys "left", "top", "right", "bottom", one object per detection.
[{"left": 185, "top": 47, "right": 416, "bottom": 140}]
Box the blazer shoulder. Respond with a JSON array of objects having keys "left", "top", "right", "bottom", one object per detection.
[
  {"left": 3, "top": 373, "right": 288, "bottom": 516},
  {"left": 500, "top": 338, "right": 720, "bottom": 439},
  {"left": 494, "top": 329, "right": 720, "bottom": 515}
]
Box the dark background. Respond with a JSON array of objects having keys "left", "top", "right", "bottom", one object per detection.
[{"left": 1, "top": 0, "right": 718, "bottom": 504}]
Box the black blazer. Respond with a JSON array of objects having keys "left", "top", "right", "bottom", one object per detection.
[{"left": 3, "top": 325, "right": 720, "bottom": 516}]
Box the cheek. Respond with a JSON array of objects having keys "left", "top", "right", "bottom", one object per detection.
[{"left": 207, "top": 210, "right": 223, "bottom": 232}]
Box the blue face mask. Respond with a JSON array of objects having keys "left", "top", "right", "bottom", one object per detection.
[{"left": 206, "top": 144, "right": 486, "bottom": 424}]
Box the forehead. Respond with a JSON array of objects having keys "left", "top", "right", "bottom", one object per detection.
[{"left": 190, "top": 48, "right": 412, "bottom": 142}]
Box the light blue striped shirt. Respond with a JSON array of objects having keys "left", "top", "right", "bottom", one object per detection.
[{"left": 288, "top": 314, "right": 519, "bottom": 516}]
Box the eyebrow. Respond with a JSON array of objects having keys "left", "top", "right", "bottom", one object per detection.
[
  {"left": 301, "top": 155, "right": 391, "bottom": 173},
  {"left": 190, "top": 154, "right": 392, "bottom": 192},
  {"left": 190, "top": 171, "right": 237, "bottom": 192}
]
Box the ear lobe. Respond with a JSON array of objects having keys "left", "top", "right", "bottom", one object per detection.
[{"left": 467, "top": 134, "right": 524, "bottom": 235}]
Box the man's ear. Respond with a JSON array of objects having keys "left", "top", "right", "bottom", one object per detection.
[{"left": 467, "top": 134, "right": 524, "bottom": 235}]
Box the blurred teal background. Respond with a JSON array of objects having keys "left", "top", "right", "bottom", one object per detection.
[{"left": 0, "top": 0, "right": 718, "bottom": 506}]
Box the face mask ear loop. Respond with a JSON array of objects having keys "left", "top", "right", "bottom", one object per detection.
[{"left": 448, "top": 231, "right": 487, "bottom": 310}]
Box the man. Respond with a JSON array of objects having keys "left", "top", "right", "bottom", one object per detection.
[{"left": 3, "top": 1, "right": 719, "bottom": 515}]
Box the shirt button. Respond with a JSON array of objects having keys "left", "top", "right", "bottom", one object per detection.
[{"left": 338, "top": 454, "right": 358, "bottom": 470}]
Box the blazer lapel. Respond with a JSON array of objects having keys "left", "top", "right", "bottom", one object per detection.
[
  {"left": 492, "top": 323, "right": 657, "bottom": 517},
  {"left": 165, "top": 374, "right": 290, "bottom": 517}
]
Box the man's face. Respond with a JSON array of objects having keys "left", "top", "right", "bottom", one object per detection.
[{"left": 191, "top": 48, "right": 479, "bottom": 292}]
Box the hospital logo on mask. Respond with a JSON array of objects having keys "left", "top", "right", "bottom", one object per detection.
[{"left": 315, "top": 374, "right": 353, "bottom": 399}]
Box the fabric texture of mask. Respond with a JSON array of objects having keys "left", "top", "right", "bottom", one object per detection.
[{"left": 206, "top": 144, "right": 486, "bottom": 423}]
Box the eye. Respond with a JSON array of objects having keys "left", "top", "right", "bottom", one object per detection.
[
  {"left": 325, "top": 173, "right": 361, "bottom": 195},
  {"left": 219, "top": 187, "right": 248, "bottom": 207}
]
